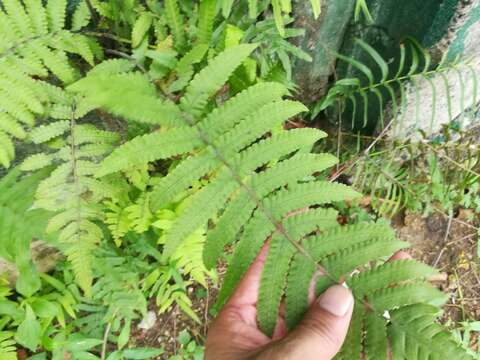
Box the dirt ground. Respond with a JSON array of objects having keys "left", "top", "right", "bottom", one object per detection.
[{"left": 133, "top": 208, "right": 480, "bottom": 359}]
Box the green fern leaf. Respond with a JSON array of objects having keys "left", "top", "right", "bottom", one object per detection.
[
  {"left": 20, "top": 153, "right": 53, "bottom": 171},
  {"left": 200, "top": 81, "right": 289, "bottom": 138},
  {"left": 369, "top": 283, "right": 447, "bottom": 311},
  {"left": 364, "top": 311, "right": 388, "bottom": 360},
  {"left": 335, "top": 305, "right": 363, "bottom": 360},
  {"left": 150, "top": 153, "right": 219, "bottom": 210},
  {"left": 88, "top": 59, "right": 136, "bottom": 76},
  {"left": 0, "top": 332, "right": 16, "bottom": 360},
  {"left": 285, "top": 223, "right": 396, "bottom": 328},
  {"left": 348, "top": 260, "right": 438, "bottom": 297},
  {"left": 0, "top": 113, "right": 26, "bottom": 139},
  {"left": 132, "top": 12, "right": 153, "bottom": 48},
  {"left": 181, "top": 43, "right": 258, "bottom": 115},
  {"left": 388, "top": 304, "right": 473, "bottom": 359},
  {"left": 46, "top": 0, "right": 66, "bottom": 31},
  {"left": 97, "top": 127, "right": 203, "bottom": 177},
  {"left": 29, "top": 120, "right": 70, "bottom": 144},
  {"left": 197, "top": 0, "right": 216, "bottom": 45},
  {"left": 164, "top": 0, "right": 186, "bottom": 50},
  {"left": 24, "top": 0, "right": 48, "bottom": 35},
  {"left": 169, "top": 44, "right": 209, "bottom": 92},
  {"left": 71, "top": 0, "right": 91, "bottom": 31},
  {"left": 3, "top": 0, "right": 33, "bottom": 37},
  {"left": 68, "top": 72, "right": 182, "bottom": 127},
  {"left": 0, "top": 131, "right": 14, "bottom": 168}
]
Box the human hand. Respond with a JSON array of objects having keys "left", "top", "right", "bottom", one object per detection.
[{"left": 206, "top": 245, "right": 410, "bottom": 360}]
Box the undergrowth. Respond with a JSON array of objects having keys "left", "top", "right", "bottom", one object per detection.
[{"left": 0, "top": 0, "right": 478, "bottom": 359}]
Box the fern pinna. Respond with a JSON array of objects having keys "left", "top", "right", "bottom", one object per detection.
[
  {"left": 0, "top": 0, "right": 97, "bottom": 168},
  {"left": 68, "top": 44, "right": 471, "bottom": 358}
]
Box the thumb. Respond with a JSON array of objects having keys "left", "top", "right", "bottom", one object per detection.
[{"left": 257, "top": 285, "right": 354, "bottom": 360}]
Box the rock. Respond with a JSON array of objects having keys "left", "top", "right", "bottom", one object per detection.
[
  {"left": 138, "top": 311, "right": 157, "bottom": 330},
  {"left": 0, "top": 241, "right": 62, "bottom": 285}
]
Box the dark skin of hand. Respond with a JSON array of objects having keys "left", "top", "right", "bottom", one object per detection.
[{"left": 205, "top": 246, "right": 410, "bottom": 360}]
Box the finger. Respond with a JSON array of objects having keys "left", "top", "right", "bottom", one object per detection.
[
  {"left": 389, "top": 250, "right": 412, "bottom": 261},
  {"left": 227, "top": 242, "right": 270, "bottom": 306},
  {"left": 255, "top": 285, "right": 354, "bottom": 360},
  {"left": 272, "top": 302, "right": 288, "bottom": 340}
]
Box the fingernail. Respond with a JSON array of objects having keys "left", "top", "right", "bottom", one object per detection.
[{"left": 317, "top": 285, "right": 354, "bottom": 317}]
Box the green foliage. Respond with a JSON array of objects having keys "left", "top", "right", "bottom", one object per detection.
[
  {"left": 348, "top": 126, "right": 480, "bottom": 218},
  {"left": 0, "top": 1, "right": 476, "bottom": 358},
  {"left": 0, "top": 0, "right": 99, "bottom": 168},
  {"left": 21, "top": 100, "right": 120, "bottom": 297},
  {"left": 220, "top": 0, "right": 321, "bottom": 36},
  {"left": 0, "top": 169, "right": 53, "bottom": 297},
  {"left": 170, "top": 330, "right": 204, "bottom": 360},
  {"left": 0, "top": 331, "right": 16, "bottom": 360},
  {"left": 67, "top": 43, "right": 472, "bottom": 358},
  {"left": 316, "top": 38, "right": 479, "bottom": 131}
]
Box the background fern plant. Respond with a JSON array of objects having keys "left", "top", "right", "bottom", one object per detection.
[
  {"left": 316, "top": 38, "right": 479, "bottom": 135},
  {"left": 0, "top": 0, "right": 99, "bottom": 168},
  {"left": 67, "top": 43, "right": 473, "bottom": 358}
]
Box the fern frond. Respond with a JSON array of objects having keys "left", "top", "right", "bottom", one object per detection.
[
  {"left": 0, "top": 0, "right": 100, "bottom": 167},
  {"left": 318, "top": 38, "right": 479, "bottom": 136},
  {"left": 369, "top": 283, "right": 447, "bottom": 312},
  {"left": 169, "top": 44, "right": 209, "bottom": 92},
  {"left": 364, "top": 310, "right": 387, "bottom": 360},
  {"left": 70, "top": 44, "right": 472, "bottom": 358},
  {"left": 285, "top": 223, "right": 395, "bottom": 328},
  {"left": 46, "top": 0, "right": 66, "bottom": 31},
  {"left": 216, "top": 182, "right": 360, "bottom": 307},
  {"left": 20, "top": 153, "right": 53, "bottom": 171},
  {"left": 388, "top": 304, "right": 473, "bottom": 359},
  {"left": 0, "top": 131, "right": 14, "bottom": 168},
  {"left": 197, "top": 0, "right": 216, "bottom": 45},
  {"left": 29, "top": 120, "right": 70, "bottom": 144},
  {"left": 150, "top": 153, "right": 219, "bottom": 210},
  {"left": 335, "top": 305, "right": 363, "bottom": 360},
  {"left": 22, "top": 101, "right": 119, "bottom": 296}
]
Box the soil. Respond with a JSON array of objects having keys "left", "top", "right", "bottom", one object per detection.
[{"left": 132, "top": 208, "right": 480, "bottom": 359}]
